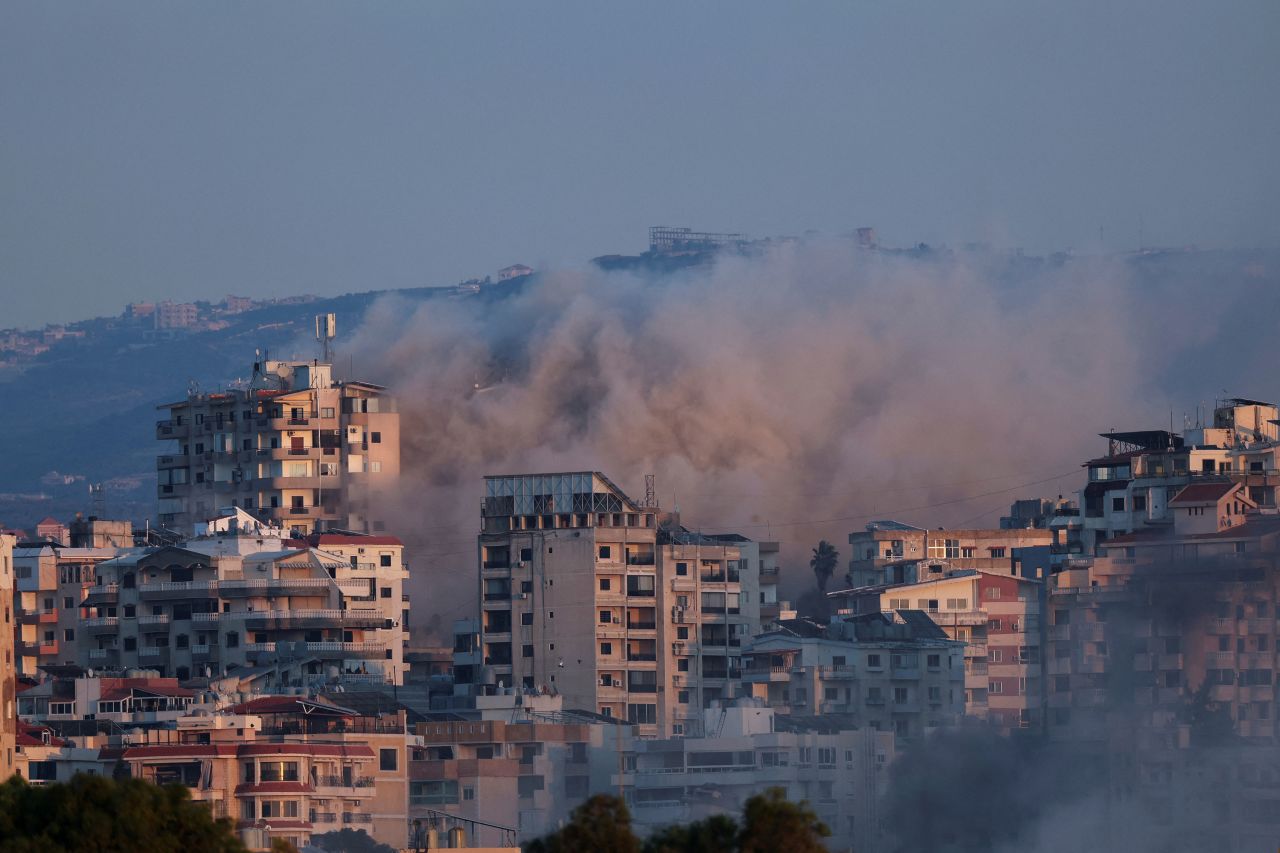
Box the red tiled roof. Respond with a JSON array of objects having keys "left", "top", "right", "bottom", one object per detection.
[
  {"left": 17, "top": 722, "right": 65, "bottom": 747},
  {"left": 224, "top": 696, "right": 354, "bottom": 716},
  {"left": 1169, "top": 482, "right": 1238, "bottom": 505}
]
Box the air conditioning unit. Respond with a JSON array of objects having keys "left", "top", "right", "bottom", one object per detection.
[
  {"left": 516, "top": 561, "right": 527, "bottom": 569},
  {"left": 672, "top": 642, "right": 685, "bottom": 654},
  {"left": 514, "top": 592, "right": 529, "bottom": 600}
]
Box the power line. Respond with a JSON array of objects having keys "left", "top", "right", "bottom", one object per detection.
[{"left": 678, "top": 469, "right": 1081, "bottom": 533}]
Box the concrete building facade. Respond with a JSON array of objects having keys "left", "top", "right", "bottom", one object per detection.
[
  {"left": 157, "top": 358, "right": 399, "bottom": 536},
  {"left": 1, "top": 533, "right": 16, "bottom": 780},
  {"left": 467, "top": 472, "right": 763, "bottom": 738}
]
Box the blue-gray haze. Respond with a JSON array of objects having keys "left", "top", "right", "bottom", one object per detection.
[{"left": 2, "top": 1, "right": 1278, "bottom": 328}]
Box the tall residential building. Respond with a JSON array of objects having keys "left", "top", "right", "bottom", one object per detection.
[
  {"left": 1, "top": 533, "right": 16, "bottom": 780},
  {"left": 741, "top": 613, "right": 965, "bottom": 741},
  {"left": 1047, "top": 487, "right": 1280, "bottom": 745},
  {"left": 80, "top": 514, "right": 407, "bottom": 685},
  {"left": 13, "top": 540, "right": 124, "bottom": 678},
  {"left": 156, "top": 357, "right": 399, "bottom": 535},
  {"left": 466, "top": 472, "right": 762, "bottom": 737}
]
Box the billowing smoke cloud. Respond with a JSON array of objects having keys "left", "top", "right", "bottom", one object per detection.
[{"left": 340, "top": 239, "right": 1177, "bottom": 637}]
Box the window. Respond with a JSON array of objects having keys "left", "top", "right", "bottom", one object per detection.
[
  {"left": 520, "top": 580, "right": 533, "bottom": 593},
  {"left": 259, "top": 761, "right": 299, "bottom": 782},
  {"left": 380, "top": 554, "right": 392, "bottom": 567},
  {"left": 1112, "top": 497, "right": 1125, "bottom": 512},
  {"left": 371, "top": 431, "right": 381, "bottom": 444},
  {"left": 50, "top": 702, "right": 74, "bottom": 715},
  {"left": 599, "top": 545, "right": 611, "bottom": 560},
  {"left": 600, "top": 642, "right": 612, "bottom": 655},
  {"left": 927, "top": 654, "right": 941, "bottom": 669},
  {"left": 63, "top": 596, "right": 74, "bottom": 609},
  {"left": 677, "top": 627, "right": 689, "bottom": 640},
  {"left": 677, "top": 690, "right": 689, "bottom": 704},
  {"left": 225, "top": 632, "right": 239, "bottom": 648},
  {"left": 961, "top": 547, "right": 976, "bottom": 559},
  {"left": 627, "top": 704, "right": 657, "bottom": 724},
  {"left": 599, "top": 578, "right": 610, "bottom": 591},
  {"left": 63, "top": 629, "right": 75, "bottom": 642},
  {"left": 520, "top": 612, "right": 533, "bottom": 626},
  {"left": 867, "top": 654, "right": 882, "bottom": 668},
  {"left": 411, "top": 781, "right": 459, "bottom": 805},
  {"left": 676, "top": 562, "right": 688, "bottom": 576},
  {"left": 380, "top": 748, "right": 398, "bottom": 771},
  {"left": 599, "top": 610, "right": 612, "bottom": 624},
  {"left": 522, "top": 644, "right": 534, "bottom": 658},
  {"left": 989, "top": 547, "right": 1006, "bottom": 559}
]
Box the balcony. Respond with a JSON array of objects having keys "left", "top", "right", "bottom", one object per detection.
[
  {"left": 89, "top": 647, "right": 118, "bottom": 661},
  {"left": 138, "top": 614, "right": 172, "bottom": 629},
  {"left": 244, "top": 609, "right": 387, "bottom": 630},
  {"left": 744, "top": 665, "right": 793, "bottom": 683},
  {"left": 156, "top": 419, "right": 189, "bottom": 439},
  {"left": 243, "top": 642, "right": 277, "bottom": 654},
  {"left": 85, "top": 617, "right": 120, "bottom": 634},
  {"left": 626, "top": 620, "right": 657, "bottom": 631},
  {"left": 138, "top": 580, "right": 218, "bottom": 600},
  {"left": 191, "top": 644, "right": 214, "bottom": 661},
  {"left": 342, "top": 813, "right": 373, "bottom": 825},
  {"left": 82, "top": 584, "right": 119, "bottom": 605},
  {"left": 817, "top": 665, "right": 856, "bottom": 679},
  {"left": 315, "top": 776, "right": 375, "bottom": 796},
  {"left": 626, "top": 652, "right": 658, "bottom": 662},
  {"left": 139, "top": 646, "right": 170, "bottom": 662},
  {"left": 300, "top": 641, "right": 387, "bottom": 659},
  {"left": 310, "top": 812, "right": 338, "bottom": 825}
]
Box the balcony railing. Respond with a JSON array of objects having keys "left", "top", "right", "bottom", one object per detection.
[
  {"left": 626, "top": 620, "right": 657, "bottom": 630},
  {"left": 316, "top": 775, "right": 375, "bottom": 789},
  {"left": 342, "top": 813, "right": 373, "bottom": 825}
]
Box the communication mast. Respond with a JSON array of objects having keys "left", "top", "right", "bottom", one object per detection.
[{"left": 315, "top": 313, "right": 336, "bottom": 363}]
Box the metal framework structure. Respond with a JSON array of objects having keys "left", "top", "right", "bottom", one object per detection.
[{"left": 648, "top": 226, "right": 747, "bottom": 254}]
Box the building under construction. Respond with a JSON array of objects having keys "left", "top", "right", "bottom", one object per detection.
[{"left": 648, "top": 226, "right": 747, "bottom": 255}]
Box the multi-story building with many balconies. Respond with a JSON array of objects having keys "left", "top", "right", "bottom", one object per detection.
[
  {"left": 13, "top": 540, "right": 125, "bottom": 677},
  {"left": 1, "top": 532, "right": 17, "bottom": 781},
  {"left": 156, "top": 357, "right": 399, "bottom": 535},
  {"left": 464, "top": 472, "right": 764, "bottom": 737},
  {"left": 741, "top": 612, "right": 965, "bottom": 741},
  {"left": 78, "top": 518, "right": 407, "bottom": 685}
]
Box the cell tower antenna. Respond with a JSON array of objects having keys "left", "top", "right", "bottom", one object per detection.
[
  {"left": 315, "top": 313, "right": 336, "bottom": 363},
  {"left": 644, "top": 474, "right": 656, "bottom": 508},
  {"left": 89, "top": 482, "right": 105, "bottom": 518}
]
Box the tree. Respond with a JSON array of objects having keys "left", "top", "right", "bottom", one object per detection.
[
  {"left": 310, "top": 829, "right": 396, "bottom": 853},
  {"left": 737, "top": 788, "right": 830, "bottom": 853},
  {"left": 525, "top": 795, "right": 641, "bottom": 853},
  {"left": 642, "top": 814, "right": 738, "bottom": 853},
  {"left": 809, "top": 540, "right": 839, "bottom": 592},
  {"left": 0, "top": 773, "right": 247, "bottom": 853}
]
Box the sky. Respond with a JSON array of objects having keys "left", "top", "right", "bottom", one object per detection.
[{"left": 2, "top": 1, "right": 1278, "bottom": 329}]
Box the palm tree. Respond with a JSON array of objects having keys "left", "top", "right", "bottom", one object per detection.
[{"left": 810, "top": 540, "right": 839, "bottom": 592}]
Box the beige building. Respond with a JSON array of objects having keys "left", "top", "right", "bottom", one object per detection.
[
  {"left": 845, "top": 520, "right": 1052, "bottom": 587},
  {"left": 80, "top": 521, "right": 407, "bottom": 685},
  {"left": 13, "top": 541, "right": 122, "bottom": 678},
  {"left": 468, "top": 472, "right": 763, "bottom": 737},
  {"left": 410, "top": 693, "right": 631, "bottom": 846},
  {"left": 121, "top": 696, "right": 409, "bottom": 850},
  {"left": 157, "top": 357, "right": 399, "bottom": 535},
  {"left": 1, "top": 533, "right": 16, "bottom": 780}
]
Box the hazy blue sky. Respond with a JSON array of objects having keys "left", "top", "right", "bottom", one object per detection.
[{"left": 2, "top": 2, "right": 1278, "bottom": 328}]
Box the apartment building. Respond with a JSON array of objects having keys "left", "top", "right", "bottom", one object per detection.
[
  {"left": 79, "top": 518, "right": 406, "bottom": 685},
  {"left": 410, "top": 693, "right": 630, "bottom": 847},
  {"left": 1064, "top": 399, "right": 1280, "bottom": 570},
  {"left": 845, "top": 520, "right": 1052, "bottom": 587},
  {"left": 13, "top": 541, "right": 123, "bottom": 677},
  {"left": 469, "top": 472, "right": 763, "bottom": 738},
  {"left": 1047, "top": 487, "right": 1280, "bottom": 745},
  {"left": 627, "top": 701, "right": 895, "bottom": 853},
  {"left": 742, "top": 613, "right": 964, "bottom": 740},
  {"left": 830, "top": 570, "right": 1046, "bottom": 731},
  {"left": 1, "top": 532, "right": 16, "bottom": 780},
  {"left": 157, "top": 357, "right": 399, "bottom": 535}
]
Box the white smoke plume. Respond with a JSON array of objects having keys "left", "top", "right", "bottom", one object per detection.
[{"left": 343, "top": 240, "right": 1164, "bottom": 638}]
